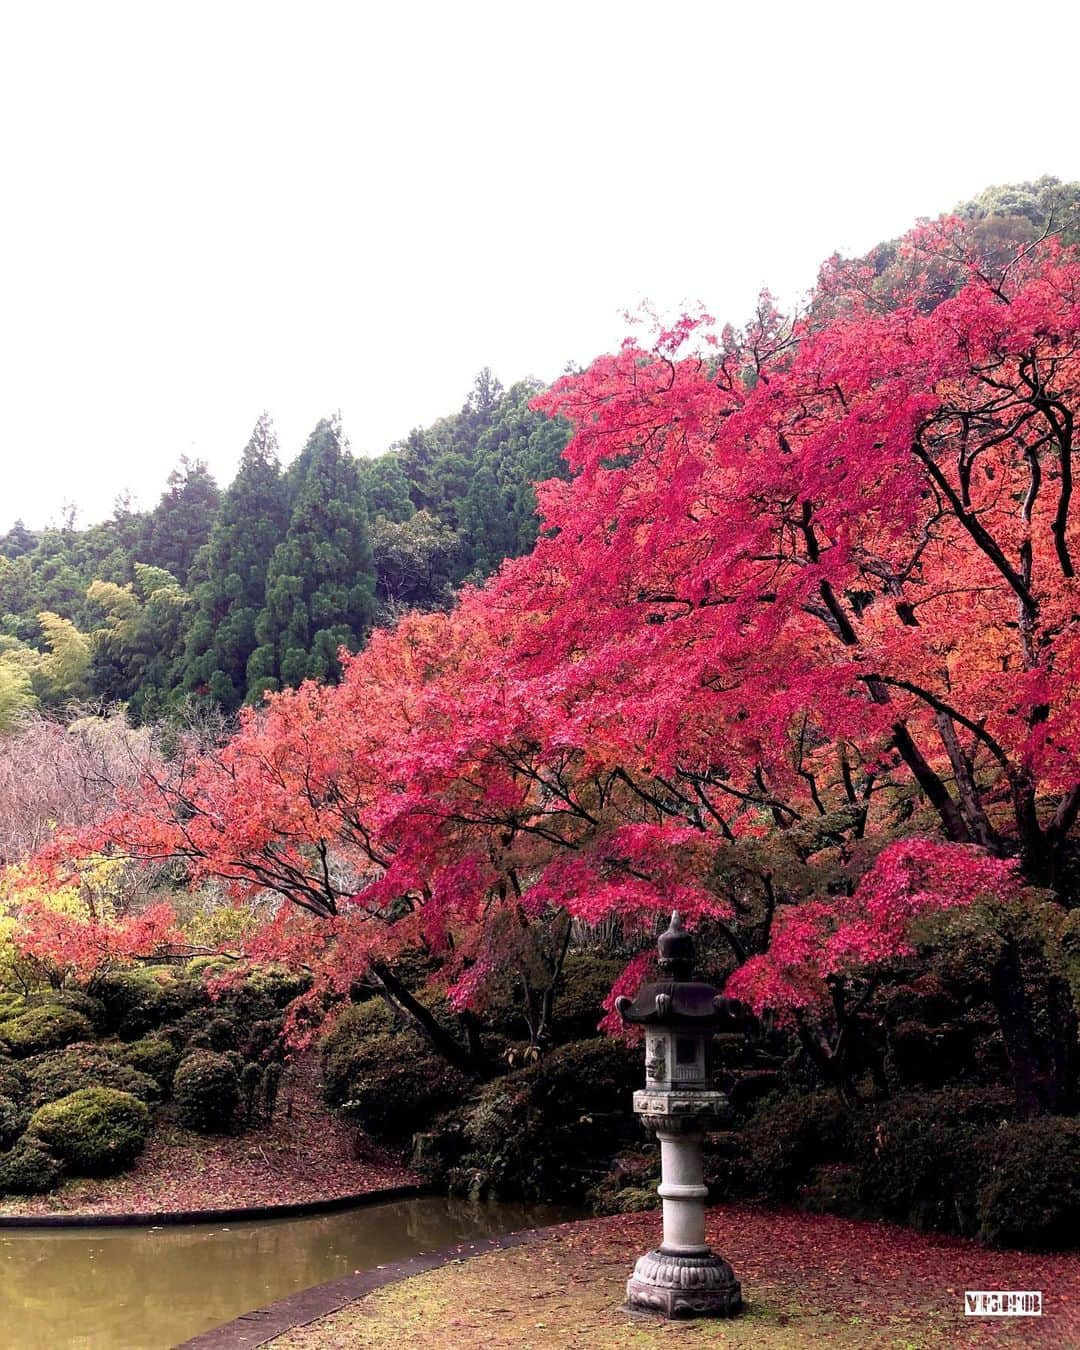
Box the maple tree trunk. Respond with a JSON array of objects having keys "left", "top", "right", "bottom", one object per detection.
[
  {"left": 369, "top": 960, "right": 485, "bottom": 1075},
  {"left": 793, "top": 1011, "right": 860, "bottom": 1109}
]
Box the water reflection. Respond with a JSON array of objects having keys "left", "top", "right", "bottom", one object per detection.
[{"left": 0, "top": 1196, "right": 581, "bottom": 1350}]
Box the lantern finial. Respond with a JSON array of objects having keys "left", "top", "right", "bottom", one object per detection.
[{"left": 657, "top": 910, "right": 694, "bottom": 978}]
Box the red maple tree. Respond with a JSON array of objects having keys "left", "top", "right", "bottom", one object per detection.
[{"left": 23, "top": 217, "right": 1080, "bottom": 1108}]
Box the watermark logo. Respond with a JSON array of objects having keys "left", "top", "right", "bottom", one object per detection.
[{"left": 965, "top": 1291, "right": 1042, "bottom": 1317}]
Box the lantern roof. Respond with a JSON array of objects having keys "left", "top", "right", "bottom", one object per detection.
[{"left": 615, "top": 912, "right": 742, "bottom": 1029}]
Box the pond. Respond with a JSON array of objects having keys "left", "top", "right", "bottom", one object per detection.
[{"left": 0, "top": 1196, "right": 582, "bottom": 1349}]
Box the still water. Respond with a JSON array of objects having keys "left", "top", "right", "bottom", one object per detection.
[{"left": 0, "top": 1196, "right": 580, "bottom": 1350}]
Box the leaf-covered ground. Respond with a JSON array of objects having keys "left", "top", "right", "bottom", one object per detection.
[
  {"left": 0, "top": 1056, "right": 417, "bottom": 1217},
  {"left": 271, "top": 1206, "right": 1079, "bottom": 1348}
]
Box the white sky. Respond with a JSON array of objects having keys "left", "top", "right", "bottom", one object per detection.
[{"left": 2, "top": 0, "right": 1078, "bottom": 531}]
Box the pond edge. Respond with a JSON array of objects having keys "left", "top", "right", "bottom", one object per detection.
[
  {"left": 175, "top": 1221, "right": 571, "bottom": 1350},
  {"left": 0, "top": 1181, "right": 435, "bottom": 1228}
]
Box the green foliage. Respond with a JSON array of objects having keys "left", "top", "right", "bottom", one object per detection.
[
  {"left": 0, "top": 1060, "right": 27, "bottom": 1100},
  {"left": 0, "top": 1005, "right": 95, "bottom": 1057},
  {"left": 2, "top": 368, "right": 571, "bottom": 714},
  {"left": 0, "top": 1137, "right": 64, "bottom": 1194},
  {"left": 335, "top": 1027, "right": 468, "bottom": 1143},
  {"left": 974, "top": 1117, "right": 1080, "bottom": 1249},
  {"left": 186, "top": 1015, "right": 239, "bottom": 1052},
  {"left": 142, "top": 457, "right": 221, "bottom": 584},
  {"left": 254, "top": 417, "right": 376, "bottom": 689},
  {"left": 551, "top": 954, "right": 625, "bottom": 1041},
  {"left": 443, "top": 1039, "right": 639, "bottom": 1204},
  {"left": 856, "top": 1088, "right": 1014, "bottom": 1233},
  {"left": 173, "top": 1050, "right": 239, "bottom": 1132},
  {"left": 27, "top": 1086, "right": 150, "bottom": 1175},
  {"left": 24, "top": 989, "right": 107, "bottom": 1031},
  {"left": 25, "top": 1043, "right": 160, "bottom": 1108},
  {"left": 93, "top": 967, "right": 202, "bottom": 1039},
  {"left": 0, "top": 1092, "right": 28, "bottom": 1147},
  {"left": 739, "top": 1091, "right": 853, "bottom": 1203},
  {"left": 319, "top": 1000, "right": 396, "bottom": 1107},
  {"left": 180, "top": 416, "right": 288, "bottom": 711},
  {"left": 118, "top": 1035, "right": 180, "bottom": 1091},
  {"left": 87, "top": 566, "right": 189, "bottom": 724}
]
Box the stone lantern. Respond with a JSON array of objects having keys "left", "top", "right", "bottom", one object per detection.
[{"left": 615, "top": 911, "right": 742, "bottom": 1319}]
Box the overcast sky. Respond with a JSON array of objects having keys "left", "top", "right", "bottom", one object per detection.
[{"left": 2, "top": 0, "right": 1078, "bottom": 531}]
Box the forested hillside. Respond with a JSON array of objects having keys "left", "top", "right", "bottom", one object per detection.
[{"left": 0, "top": 373, "right": 569, "bottom": 720}]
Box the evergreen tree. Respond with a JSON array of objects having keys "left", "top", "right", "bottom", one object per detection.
[
  {"left": 250, "top": 416, "right": 376, "bottom": 696},
  {"left": 144, "top": 457, "right": 221, "bottom": 583},
  {"left": 359, "top": 453, "right": 414, "bottom": 522},
  {"left": 0, "top": 520, "right": 35, "bottom": 559},
  {"left": 180, "top": 415, "right": 288, "bottom": 711}
]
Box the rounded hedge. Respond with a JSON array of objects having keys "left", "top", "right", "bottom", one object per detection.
[
  {"left": 25, "top": 989, "right": 107, "bottom": 1031},
  {"left": 0, "top": 1137, "right": 64, "bottom": 1194},
  {"left": 119, "top": 1035, "right": 180, "bottom": 1091},
  {"left": 0, "top": 1060, "right": 27, "bottom": 1100},
  {"left": 974, "top": 1117, "right": 1080, "bottom": 1250},
  {"left": 442, "top": 1038, "right": 639, "bottom": 1203},
  {"left": 26, "top": 1044, "right": 160, "bottom": 1109},
  {"left": 319, "top": 1000, "right": 396, "bottom": 1107},
  {"left": 93, "top": 968, "right": 202, "bottom": 1039},
  {"left": 336, "top": 1028, "right": 468, "bottom": 1143},
  {"left": 0, "top": 1005, "right": 95, "bottom": 1057},
  {"left": 173, "top": 1050, "right": 239, "bottom": 1132},
  {"left": 27, "top": 1086, "right": 150, "bottom": 1176}
]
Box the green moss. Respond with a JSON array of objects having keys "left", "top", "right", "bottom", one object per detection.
[{"left": 118, "top": 1035, "right": 180, "bottom": 1091}]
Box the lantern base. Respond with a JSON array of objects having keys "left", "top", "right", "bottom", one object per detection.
[{"left": 625, "top": 1248, "right": 742, "bottom": 1319}]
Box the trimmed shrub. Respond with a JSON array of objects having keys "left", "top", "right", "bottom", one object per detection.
[
  {"left": 0, "top": 1137, "right": 64, "bottom": 1194},
  {"left": 186, "top": 955, "right": 235, "bottom": 980},
  {"left": 337, "top": 1029, "right": 468, "bottom": 1143},
  {"left": 974, "top": 1117, "right": 1080, "bottom": 1250},
  {"left": 445, "top": 1038, "right": 639, "bottom": 1204},
  {"left": 118, "top": 1035, "right": 180, "bottom": 1092},
  {"left": 186, "top": 1015, "right": 240, "bottom": 1053},
  {"left": 0, "top": 1092, "right": 27, "bottom": 1148},
  {"left": 319, "top": 1001, "right": 397, "bottom": 1107},
  {"left": 0, "top": 1060, "right": 27, "bottom": 1100},
  {"left": 797, "top": 1164, "right": 864, "bottom": 1218},
  {"left": 24, "top": 989, "right": 107, "bottom": 1031},
  {"left": 0, "top": 1005, "right": 94, "bottom": 1057},
  {"left": 27, "top": 1087, "right": 150, "bottom": 1175},
  {"left": 173, "top": 1051, "right": 239, "bottom": 1132},
  {"left": 740, "top": 1091, "right": 853, "bottom": 1202},
  {"left": 93, "top": 968, "right": 203, "bottom": 1039},
  {"left": 26, "top": 1044, "right": 160, "bottom": 1108},
  {"left": 857, "top": 1088, "right": 1014, "bottom": 1234},
  {"left": 242, "top": 1018, "right": 282, "bottom": 1063},
  {"left": 211, "top": 967, "right": 312, "bottom": 1025}
]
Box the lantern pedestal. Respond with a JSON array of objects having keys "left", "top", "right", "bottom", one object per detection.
[{"left": 624, "top": 1094, "right": 741, "bottom": 1318}]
